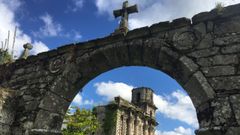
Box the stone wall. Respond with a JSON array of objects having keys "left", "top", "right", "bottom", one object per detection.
[
  {"left": 0, "top": 3, "right": 240, "bottom": 135},
  {"left": 0, "top": 88, "right": 16, "bottom": 135}
]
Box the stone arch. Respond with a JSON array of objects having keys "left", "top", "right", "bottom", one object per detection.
[
  {"left": 1, "top": 4, "right": 240, "bottom": 134},
  {"left": 30, "top": 37, "right": 215, "bottom": 134}
]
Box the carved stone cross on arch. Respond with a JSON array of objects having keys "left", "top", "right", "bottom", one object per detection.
[{"left": 113, "top": 1, "right": 138, "bottom": 35}]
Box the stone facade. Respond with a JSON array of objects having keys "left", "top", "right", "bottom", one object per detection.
[
  {"left": 0, "top": 3, "right": 240, "bottom": 135},
  {"left": 93, "top": 87, "right": 157, "bottom": 135}
]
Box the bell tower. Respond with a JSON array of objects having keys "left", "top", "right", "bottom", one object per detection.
[{"left": 131, "top": 87, "right": 157, "bottom": 118}]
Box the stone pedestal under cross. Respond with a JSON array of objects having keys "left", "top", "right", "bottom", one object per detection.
[{"left": 112, "top": 1, "right": 138, "bottom": 35}]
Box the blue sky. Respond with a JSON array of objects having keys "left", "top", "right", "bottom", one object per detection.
[{"left": 1, "top": 0, "right": 240, "bottom": 135}]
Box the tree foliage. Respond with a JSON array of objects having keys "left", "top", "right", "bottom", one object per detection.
[
  {"left": 0, "top": 50, "right": 13, "bottom": 65},
  {"left": 62, "top": 106, "right": 99, "bottom": 135}
]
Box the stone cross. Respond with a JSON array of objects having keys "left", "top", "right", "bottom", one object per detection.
[{"left": 113, "top": 1, "right": 138, "bottom": 35}]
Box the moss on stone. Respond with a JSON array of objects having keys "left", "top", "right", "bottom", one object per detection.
[
  {"left": 103, "top": 107, "right": 118, "bottom": 135},
  {"left": 215, "top": 2, "right": 225, "bottom": 13}
]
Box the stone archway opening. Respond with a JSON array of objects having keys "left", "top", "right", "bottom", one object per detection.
[
  {"left": 61, "top": 66, "right": 200, "bottom": 135},
  {"left": 29, "top": 37, "right": 215, "bottom": 135}
]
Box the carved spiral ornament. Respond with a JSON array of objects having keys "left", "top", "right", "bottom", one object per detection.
[
  {"left": 49, "top": 57, "right": 64, "bottom": 74},
  {"left": 173, "top": 30, "right": 200, "bottom": 50}
]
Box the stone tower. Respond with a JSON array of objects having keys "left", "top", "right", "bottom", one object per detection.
[
  {"left": 131, "top": 87, "right": 157, "bottom": 119},
  {"left": 93, "top": 87, "right": 158, "bottom": 135}
]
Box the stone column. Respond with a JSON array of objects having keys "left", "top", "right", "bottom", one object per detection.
[
  {"left": 139, "top": 121, "right": 143, "bottom": 135},
  {"left": 143, "top": 121, "right": 149, "bottom": 135},
  {"left": 134, "top": 116, "right": 140, "bottom": 135},
  {"left": 148, "top": 125, "right": 155, "bottom": 135},
  {"left": 122, "top": 115, "right": 128, "bottom": 135},
  {"left": 127, "top": 114, "right": 134, "bottom": 135}
]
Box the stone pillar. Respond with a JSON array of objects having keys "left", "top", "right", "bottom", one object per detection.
[
  {"left": 127, "top": 114, "right": 134, "bottom": 135},
  {"left": 148, "top": 125, "right": 155, "bottom": 135},
  {"left": 134, "top": 116, "right": 140, "bottom": 135},
  {"left": 139, "top": 121, "right": 143, "bottom": 135},
  {"left": 143, "top": 121, "right": 149, "bottom": 135},
  {"left": 122, "top": 115, "right": 128, "bottom": 135}
]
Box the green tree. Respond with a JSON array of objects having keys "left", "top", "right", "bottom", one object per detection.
[
  {"left": 62, "top": 106, "right": 99, "bottom": 135},
  {"left": 0, "top": 50, "right": 13, "bottom": 65}
]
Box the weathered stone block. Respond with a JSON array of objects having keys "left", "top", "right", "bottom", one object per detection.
[
  {"left": 230, "top": 94, "right": 240, "bottom": 125},
  {"left": 142, "top": 38, "right": 162, "bottom": 67},
  {"left": 214, "top": 35, "right": 240, "bottom": 46},
  {"left": 195, "top": 129, "right": 223, "bottom": 135},
  {"left": 209, "top": 76, "right": 240, "bottom": 90},
  {"left": 39, "top": 92, "right": 69, "bottom": 115},
  {"left": 0, "top": 88, "right": 16, "bottom": 125},
  {"left": 197, "top": 55, "right": 238, "bottom": 67},
  {"left": 184, "top": 71, "right": 215, "bottom": 107},
  {"left": 14, "top": 68, "right": 25, "bottom": 75},
  {"left": 88, "top": 50, "right": 111, "bottom": 74},
  {"left": 194, "top": 23, "right": 207, "bottom": 35},
  {"left": 114, "top": 42, "right": 130, "bottom": 66},
  {"left": 32, "top": 109, "right": 63, "bottom": 131},
  {"left": 207, "top": 21, "right": 214, "bottom": 33},
  {"left": 173, "top": 30, "right": 197, "bottom": 50},
  {"left": 196, "top": 34, "right": 213, "bottom": 49},
  {"left": 212, "top": 55, "right": 238, "bottom": 65},
  {"left": 211, "top": 97, "right": 232, "bottom": 126},
  {"left": 128, "top": 39, "right": 143, "bottom": 65},
  {"left": 171, "top": 17, "right": 191, "bottom": 28},
  {"left": 225, "top": 127, "right": 240, "bottom": 135},
  {"left": 177, "top": 56, "right": 199, "bottom": 84},
  {"left": 100, "top": 44, "right": 121, "bottom": 68},
  {"left": 126, "top": 27, "right": 150, "bottom": 40},
  {"left": 150, "top": 21, "right": 171, "bottom": 33},
  {"left": 24, "top": 100, "right": 39, "bottom": 111},
  {"left": 0, "top": 123, "right": 11, "bottom": 135},
  {"left": 214, "top": 16, "right": 240, "bottom": 35},
  {"left": 221, "top": 44, "right": 240, "bottom": 54},
  {"left": 192, "top": 11, "right": 217, "bottom": 24},
  {"left": 51, "top": 77, "right": 79, "bottom": 102},
  {"left": 201, "top": 66, "right": 235, "bottom": 77},
  {"left": 188, "top": 47, "right": 219, "bottom": 58}
]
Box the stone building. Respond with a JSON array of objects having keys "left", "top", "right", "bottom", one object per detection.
[{"left": 93, "top": 87, "right": 158, "bottom": 135}]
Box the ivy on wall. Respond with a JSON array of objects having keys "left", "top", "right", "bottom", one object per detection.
[{"left": 103, "top": 106, "right": 118, "bottom": 135}]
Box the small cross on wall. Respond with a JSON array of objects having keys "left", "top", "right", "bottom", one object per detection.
[{"left": 113, "top": 1, "right": 138, "bottom": 35}]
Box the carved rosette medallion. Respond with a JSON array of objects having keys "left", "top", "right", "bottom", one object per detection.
[
  {"left": 173, "top": 30, "right": 201, "bottom": 50},
  {"left": 49, "top": 57, "right": 64, "bottom": 74}
]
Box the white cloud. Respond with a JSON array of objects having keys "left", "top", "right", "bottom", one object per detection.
[
  {"left": 156, "top": 126, "right": 194, "bottom": 135},
  {"left": 36, "top": 13, "right": 62, "bottom": 37},
  {"left": 0, "top": 0, "right": 49, "bottom": 57},
  {"left": 31, "top": 41, "right": 50, "bottom": 55},
  {"left": 73, "top": 0, "right": 84, "bottom": 11},
  {"left": 154, "top": 91, "right": 199, "bottom": 128},
  {"left": 94, "top": 81, "right": 198, "bottom": 128},
  {"left": 34, "top": 13, "right": 83, "bottom": 41},
  {"left": 65, "top": 0, "right": 84, "bottom": 13},
  {"left": 95, "top": 0, "right": 240, "bottom": 29},
  {"left": 94, "top": 81, "right": 134, "bottom": 101},
  {"left": 72, "top": 93, "right": 94, "bottom": 106}
]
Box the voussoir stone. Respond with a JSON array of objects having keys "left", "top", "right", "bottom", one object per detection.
[{"left": 184, "top": 71, "right": 215, "bottom": 107}]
